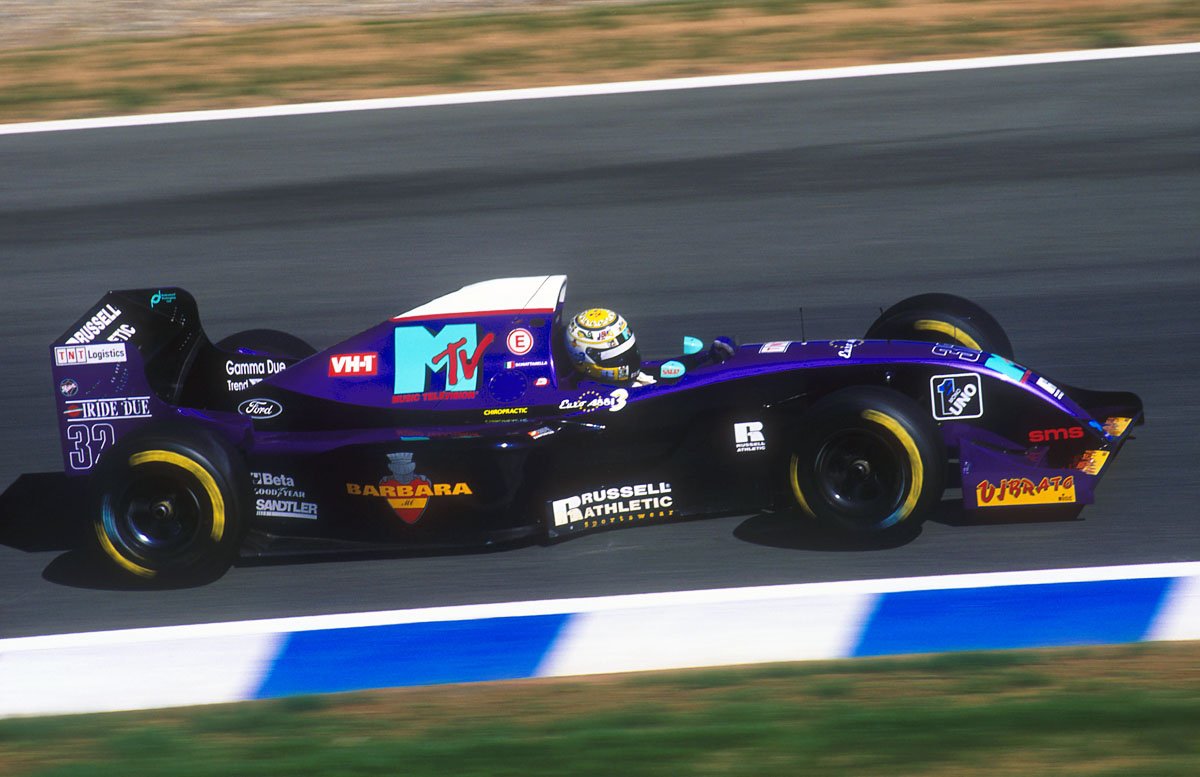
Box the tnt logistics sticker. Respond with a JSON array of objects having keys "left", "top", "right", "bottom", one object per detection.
[{"left": 975, "top": 475, "right": 1076, "bottom": 507}]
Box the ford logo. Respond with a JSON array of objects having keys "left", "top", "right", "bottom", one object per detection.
[{"left": 238, "top": 398, "right": 282, "bottom": 419}]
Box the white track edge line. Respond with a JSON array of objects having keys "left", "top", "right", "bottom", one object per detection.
[
  {"left": 1, "top": 42, "right": 1198, "bottom": 136},
  {"left": 4, "top": 561, "right": 1198, "bottom": 651}
]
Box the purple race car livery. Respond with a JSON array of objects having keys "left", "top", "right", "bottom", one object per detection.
[{"left": 50, "top": 275, "right": 1142, "bottom": 583}]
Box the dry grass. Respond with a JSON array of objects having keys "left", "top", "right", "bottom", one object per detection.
[{"left": 1, "top": 0, "right": 1198, "bottom": 123}]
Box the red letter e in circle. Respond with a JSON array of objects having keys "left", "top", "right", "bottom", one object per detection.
[{"left": 507, "top": 328, "right": 533, "bottom": 356}]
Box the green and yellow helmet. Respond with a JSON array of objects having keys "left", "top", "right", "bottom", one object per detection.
[{"left": 564, "top": 308, "right": 641, "bottom": 383}]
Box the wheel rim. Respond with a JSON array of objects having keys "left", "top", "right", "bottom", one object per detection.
[
  {"left": 107, "top": 467, "right": 206, "bottom": 563},
  {"left": 813, "top": 429, "right": 907, "bottom": 527}
]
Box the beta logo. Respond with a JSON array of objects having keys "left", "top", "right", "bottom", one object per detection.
[
  {"left": 930, "top": 373, "right": 984, "bottom": 420},
  {"left": 329, "top": 352, "right": 379, "bottom": 377},
  {"left": 1028, "top": 427, "right": 1084, "bottom": 444}
]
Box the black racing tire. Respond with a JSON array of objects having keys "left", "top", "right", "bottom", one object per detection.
[
  {"left": 789, "top": 386, "right": 945, "bottom": 535},
  {"left": 90, "top": 425, "right": 248, "bottom": 585},
  {"left": 865, "top": 293, "right": 1013, "bottom": 358},
  {"left": 216, "top": 329, "right": 316, "bottom": 361}
]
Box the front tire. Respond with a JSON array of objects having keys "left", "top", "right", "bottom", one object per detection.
[
  {"left": 91, "top": 426, "right": 247, "bottom": 584},
  {"left": 789, "top": 387, "right": 945, "bottom": 535},
  {"left": 866, "top": 293, "right": 1013, "bottom": 358}
]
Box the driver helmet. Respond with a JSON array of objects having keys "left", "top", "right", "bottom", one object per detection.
[{"left": 564, "top": 308, "right": 641, "bottom": 383}]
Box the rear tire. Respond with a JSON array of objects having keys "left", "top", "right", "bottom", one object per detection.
[
  {"left": 216, "top": 329, "right": 315, "bottom": 361},
  {"left": 866, "top": 293, "right": 1013, "bottom": 358},
  {"left": 789, "top": 386, "right": 945, "bottom": 535},
  {"left": 91, "top": 426, "right": 247, "bottom": 585}
]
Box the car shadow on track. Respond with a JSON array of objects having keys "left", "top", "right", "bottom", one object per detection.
[
  {"left": 0, "top": 472, "right": 88, "bottom": 552},
  {"left": 734, "top": 498, "right": 1082, "bottom": 551},
  {"left": 0, "top": 472, "right": 175, "bottom": 590}
]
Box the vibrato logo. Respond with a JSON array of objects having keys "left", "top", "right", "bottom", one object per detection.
[
  {"left": 930, "top": 373, "right": 984, "bottom": 420},
  {"left": 393, "top": 324, "right": 494, "bottom": 403}
]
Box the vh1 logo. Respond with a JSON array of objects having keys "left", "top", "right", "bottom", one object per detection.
[{"left": 328, "top": 352, "right": 379, "bottom": 377}]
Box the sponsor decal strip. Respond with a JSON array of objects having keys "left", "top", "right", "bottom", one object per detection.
[
  {"left": 63, "top": 396, "right": 152, "bottom": 422},
  {"left": 3, "top": 562, "right": 1198, "bottom": 718}
]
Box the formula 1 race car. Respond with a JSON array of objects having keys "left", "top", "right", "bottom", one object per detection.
[{"left": 50, "top": 276, "right": 1142, "bottom": 583}]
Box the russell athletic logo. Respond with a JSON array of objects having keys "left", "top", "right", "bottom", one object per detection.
[
  {"left": 551, "top": 482, "right": 673, "bottom": 529},
  {"left": 734, "top": 421, "right": 766, "bottom": 453}
]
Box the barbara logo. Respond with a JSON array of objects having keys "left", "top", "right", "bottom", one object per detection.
[
  {"left": 734, "top": 421, "right": 766, "bottom": 453},
  {"left": 64, "top": 304, "right": 122, "bottom": 345},
  {"left": 1029, "top": 427, "right": 1084, "bottom": 444},
  {"left": 506, "top": 328, "right": 534, "bottom": 355},
  {"left": 551, "top": 482, "right": 673, "bottom": 528},
  {"left": 393, "top": 324, "right": 494, "bottom": 403},
  {"left": 976, "top": 476, "right": 1076, "bottom": 507},
  {"left": 931, "top": 373, "right": 983, "bottom": 420},
  {"left": 54, "top": 343, "right": 127, "bottom": 366},
  {"left": 329, "top": 352, "right": 378, "bottom": 377},
  {"left": 345, "top": 452, "right": 472, "bottom": 524},
  {"left": 238, "top": 398, "right": 283, "bottom": 419},
  {"left": 63, "top": 396, "right": 151, "bottom": 423}
]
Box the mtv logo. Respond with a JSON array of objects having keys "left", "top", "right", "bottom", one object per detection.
[{"left": 394, "top": 324, "right": 494, "bottom": 394}]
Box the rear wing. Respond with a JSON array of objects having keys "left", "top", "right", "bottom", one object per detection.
[
  {"left": 50, "top": 288, "right": 207, "bottom": 475},
  {"left": 53, "top": 287, "right": 207, "bottom": 403}
]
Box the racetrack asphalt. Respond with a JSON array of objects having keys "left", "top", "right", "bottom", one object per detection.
[{"left": 1, "top": 52, "right": 1197, "bottom": 638}]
